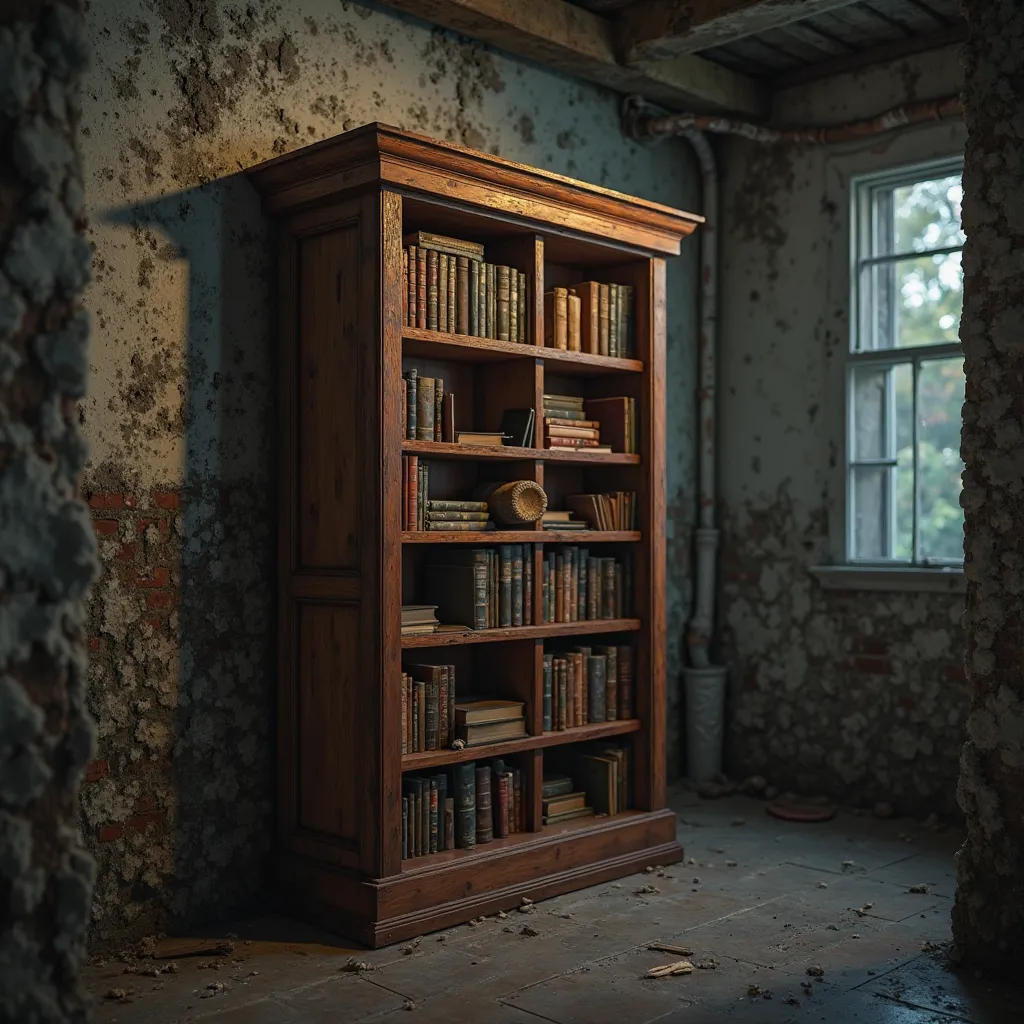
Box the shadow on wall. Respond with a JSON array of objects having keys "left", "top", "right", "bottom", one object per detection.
[{"left": 83, "top": 173, "right": 278, "bottom": 945}]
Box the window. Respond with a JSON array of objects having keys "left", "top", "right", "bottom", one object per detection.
[{"left": 847, "top": 159, "right": 965, "bottom": 566}]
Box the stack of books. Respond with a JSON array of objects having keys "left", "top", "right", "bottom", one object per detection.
[
  {"left": 542, "top": 282, "right": 634, "bottom": 357},
  {"left": 542, "top": 394, "right": 610, "bottom": 452},
  {"left": 402, "top": 757, "right": 527, "bottom": 859},
  {"left": 401, "top": 604, "right": 439, "bottom": 637},
  {"left": 584, "top": 396, "right": 638, "bottom": 455},
  {"left": 541, "top": 773, "right": 593, "bottom": 825},
  {"left": 542, "top": 645, "right": 633, "bottom": 730},
  {"left": 540, "top": 510, "right": 589, "bottom": 531},
  {"left": 403, "top": 231, "right": 529, "bottom": 344},
  {"left": 564, "top": 492, "right": 638, "bottom": 531},
  {"left": 401, "top": 464, "right": 494, "bottom": 533},
  {"left": 455, "top": 697, "right": 526, "bottom": 747},
  {"left": 548, "top": 742, "right": 631, "bottom": 817},
  {"left": 426, "top": 545, "right": 534, "bottom": 630},
  {"left": 402, "top": 370, "right": 454, "bottom": 442},
  {"left": 539, "top": 547, "right": 632, "bottom": 623},
  {"left": 401, "top": 662, "right": 455, "bottom": 753}
]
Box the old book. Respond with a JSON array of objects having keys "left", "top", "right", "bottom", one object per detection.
[
  {"left": 545, "top": 806, "right": 595, "bottom": 824},
  {"left": 438, "top": 666, "right": 450, "bottom": 747},
  {"left": 542, "top": 773, "right": 574, "bottom": 799},
  {"left": 496, "top": 265, "right": 511, "bottom": 342},
  {"left": 418, "top": 461, "right": 427, "bottom": 530},
  {"left": 411, "top": 683, "right": 420, "bottom": 751},
  {"left": 456, "top": 718, "right": 526, "bottom": 746},
  {"left": 440, "top": 391, "right": 454, "bottom": 443},
  {"left": 543, "top": 791, "right": 587, "bottom": 817},
  {"left": 435, "top": 772, "right": 448, "bottom": 845},
  {"left": 403, "top": 369, "right": 417, "bottom": 439},
  {"left": 427, "top": 549, "right": 489, "bottom": 629},
  {"left": 518, "top": 272, "right": 527, "bottom": 342},
  {"left": 401, "top": 795, "right": 408, "bottom": 858},
  {"left": 427, "top": 499, "right": 488, "bottom": 512},
  {"left": 569, "top": 548, "right": 579, "bottom": 623},
  {"left": 486, "top": 263, "right": 496, "bottom": 339},
  {"left": 546, "top": 437, "right": 605, "bottom": 449},
  {"left": 402, "top": 779, "right": 417, "bottom": 852},
  {"left": 455, "top": 699, "right": 524, "bottom": 724},
  {"left": 429, "top": 779, "right": 439, "bottom": 853},
  {"left": 513, "top": 768, "right": 523, "bottom": 832},
  {"left": 509, "top": 269, "right": 518, "bottom": 344},
  {"left": 447, "top": 253, "right": 456, "bottom": 332},
  {"left": 456, "top": 431, "right": 507, "bottom": 446},
  {"left": 542, "top": 654, "right": 553, "bottom": 730},
  {"left": 406, "top": 247, "right": 416, "bottom": 327},
  {"left": 608, "top": 283, "right": 619, "bottom": 357},
  {"left": 477, "top": 261, "right": 487, "bottom": 338},
  {"left": 444, "top": 796, "right": 455, "bottom": 851},
  {"left": 427, "top": 249, "right": 439, "bottom": 331},
  {"left": 512, "top": 545, "right": 524, "bottom": 627},
  {"left": 469, "top": 258, "right": 480, "bottom": 337},
  {"left": 622, "top": 284, "right": 634, "bottom": 357},
  {"left": 455, "top": 763, "right": 476, "bottom": 849},
  {"left": 547, "top": 425, "right": 600, "bottom": 440},
  {"left": 420, "top": 777, "right": 430, "bottom": 854},
  {"left": 542, "top": 407, "right": 587, "bottom": 421},
  {"left": 438, "top": 253, "right": 448, "bottom": 334},
  {"left": 403, "top": 230, "right": 485, "bottom": 261},
  {"left": 523, "top": 544, "right": 532, "bottom": 626},
  {"left": 544, "top": 287, "right": 568, "bottom": 349},
  {"left": 566, "top": 291, "right": 582, "bottom": 352},
  {"left": 426, "top": 510, "right": 491, "bottom": 522},
  {"left": 475, "top": 766, "right": 493, "bottom": 844},
  {"left": 434, "top": 377, "right": 444, "bottom": 443},
  {"left": 498, "top": 544, "right": 513, "bottom": 628},
  {"left": 456, "top": 256, "right": 470, "bottom": 335},
  {"left": 417, "top": 248, "right": 427, "bottom": 330},
  {"left": 573, "top": 651, "right": 584, "bottom": 726},
  {"left": 415, "top": 680, "right": 426, "bottom": 751},
  {"left": 425, "top": 522, "right": 489, "bottom": 533},
  {"left": 595, "top": 645, "right": 618, "bottom": 721},
  {"left": 416, "top": 376, "right": 435, "bottom": 442},
  {"left": 615, "top": 560, "right": 624, "bottom": 617},
  {"left": 597, "top": 283, "right": 610, "bottom": 355},
  {"left": 401, "top": 672, "right": 408, "bottom": 754},
  {"left": 573, "top": 281, "right": 600, "bottom": 354},
  {"left": 402, "top": 248, "right": 409, "bottom": 326},
  {"left": 587, "top": 654, "right": 607, "bottom": 724},
  {"left": 557, "top": 657, "right": 567, "bottom": 730},
  {"left": 494, "top": 762, "right": 509, "bottom": 839}
]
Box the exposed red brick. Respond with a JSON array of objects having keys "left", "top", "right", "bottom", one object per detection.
[
  {"left": 146, "top": 591, "right": 176, "bottom": 610},
  {"left": 93, "top": 518, "right": 120, "bottom": 535},
  {"left": 136, "top": 517, "right": 170, "bottom": 534},
  {"left": 84, "top": 759, "right": 109, "bottom": 784},
  {"left": 134, "top": 794, "right": 157, "bottom": 813},
  {"left": 850, "top": 656, "right": 891, "bottom": 675},
  {"left": 152, "top": 490, "right": 181, "bottom": 510},
  {"left": 88, "top": 492, "right": 137, "bottom": 510},
  {"left": 852, "top": 636, "right": 888, "bottom": 656},
  {"left": 129, "top": 811, "right": 164, "bottom": 833},
  {"left": 133, "top": 567, "right": 170, "bottom": 588},
  {"left": 98, "top": 824, "right": 124, "bottom": 843},
  {"left": 87, "top": 637, "right": 102, "bottom": 653},
  {"left": 143, "top": 616, "right": 166, "bottom": 631},
  {"left": 116, "top": 542, "right": 139, "bottom": 562}
]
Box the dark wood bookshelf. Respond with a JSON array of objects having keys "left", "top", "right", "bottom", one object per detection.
[{"left": 249, "top": 122, "right": 700, "bottom": 949}]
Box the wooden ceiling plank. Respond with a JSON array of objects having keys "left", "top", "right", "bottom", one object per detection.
[
  {"left": 886, "top": 0, "right": 952, "bottom": 29},
  {"left": 617, "top": 0, "right": 862, "bottom": 63},
  {"left": 374, "top": 0, "right": 768, "bottom": 116}
]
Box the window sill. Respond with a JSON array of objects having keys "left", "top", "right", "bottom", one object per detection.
[{"left": 809, "top": 565, "right": 965, "bottom": 594}]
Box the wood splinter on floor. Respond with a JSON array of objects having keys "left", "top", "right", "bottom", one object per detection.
[
  {"left": 153, "top": 938, "right": 234, "bottom": 960},
  {"left": 645, "top": 960, "right": 694, "bottom": 978},
  {"left": 647, "top": 942, "right": 694, "bottom": 956}
]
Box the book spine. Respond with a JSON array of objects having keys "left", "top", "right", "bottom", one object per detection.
[
  {"left": 438, "top": 667, "right": 449, "bottom": 748},
  {"left": 447, "top": 253, "right": 456, "bottom": 333},
  {"left": 429, "top": 779, "right": 439, "bottom": 854},
  {"left": 573, "top": 652, "right": 583, "bottom": 727},
  {"left": 401, "top": 671, "right": 408, "bottom": 754},
  {"left": 602, "top": 646, "right": 618, "bottom": 721},
  {"left": 487, "top": 263, "right": 496, "bottom": 339},
  {"left": 420, "top": 462, "right": 428, "bottom": 531},
  {"left": 456, "top": 256, "right": 469, "bottom": 335},
  {"left": 557, "top": 658, "right": 567, "bottom": 730},
  {"left": 585, "top": 281, "right": 599, "bottom": 354},
  {"left": 588, "top": 654, "right": 607, "bottom": 723},
  {"left": 578, "top": 551, "right": 588, "bottom": 619},
  {"left": 618, "top": 645, "right": 632, "bottom": 718},
  {"left": 415, "top": 680, "right": 426, "bottom": 751},
  {"left": 623, "top": 284, "right": 634, "bottom": 358},
  {"left": 427, "top": 499, "right": 489, "bottom": 512},
  {"left": 598, "top": 283, "right": 609, "bottom": 355},
  {"left": 426, "top": 510, "right": 491, "bottom": 522},
  {"left": 524, "top": 546, "right": 533, "bottom": 626},
  {"left": 438, "top": 253, "right": 448, "bottom": 334},
  {"left": 469, "top": 259, "right": 480, "bottom": 337},
  {"left": 547, "top": 556, "right": 555, "bottom": 624},
  {"left": 472, "top": 549, "right": 488, "bottom": 630},
  {"left": 563, "top": 550, "right": 572, "bottom": 624},
  {"left": 406, "top": 247, "right": 415, "bottom": 327},
  {"left": 401, "top": 796, "right": 408, "bottom": 858},
  {"left": 509, "top": 269, "right": 518, "bottom": 344},
  {"left": 554, "top": 552, "right": 564, "bottom": 623},
  {"left": 420, "top": 778, "right": 429, "bottom": 856},
  {"left": 402, "top": 380, "right": 408, "bottom": 441},
  {"left": 567, "top": 292, "right": 581, "bottom": 352},
  {"left": 424, "top": 521, "right": 492, "bottom": 532},
  {"left": 404, "top": 369, "right": 417, "bottom": 440},
  {"left": 456, "top": 763, "right": 476, "bottom": 849},
  {"left": 447, "top": 665, "right": 456, "bottom": 749},
  {"left": 498, "top": 544, "right": 512, "bottom": 628},
  {"left": 494, "top": 768, "right": 509, "bottom": 839},
  {"left": 609, "top": 284, "right": 619, "bottom": 357},
  {"left": 416, "top": 376, "right": 434, "bottom": 442},
  {"left": 427, "top": 250, "right": 439, "bottom": 331},
  {"left": 434, "top": 377, "right": 443, "bottom": 443},
  {"left": 615, "top": 560, "right": 624, "bottom": 618},
  {"left": 512, "top": 544, "right": 523, "bottom": 628},
  {"left": 475, "top": 766, "right": 493, "bottom": 844},
  {"left": 541, "top": 554, "right": 549, "bottom": 624},
  {"left": 402, "top": 248, "right": 409, "bottom": 326},
  {"left": 518, "top": 273, "right": 527, "bottom": 343},
  {"left": 417, "top": 248, "right": 427, "bottom": 330},
  {"left": 600, "top": 558, "right": 615, "bottom": 619},
  {"left": 625, "top": 551, "right": 633, "bottom": 616},
  {"left": 496, "top": 265, "right": 510, "bottom": 342},
  {"left": 444, "top": 796, "right": 455, "bottom": 851},
  {"left": 407, "top": 456, "right": 417, "bottom": 532},
  {"left": 543, "top": 653, "right": 553, "bottom": 730},
  {"left": 569, "top": 546, "right": 579, "bottom": 622},
  {"left": 587, "top": 556, "right": 599, "bottom": 620}
]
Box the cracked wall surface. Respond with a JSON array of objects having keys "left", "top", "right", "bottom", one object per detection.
[
  {"left": 77, "top": 0, "right": 700, "bottom": 947},
  {"left": 951, "top": 0, "right": 1024, "bottom": 975},
  {"left": 0, "top": 2, "right": 98, "bottom": 1020},
  {"left": 717, "top": 47, "right": 968, "bottom": 816}
]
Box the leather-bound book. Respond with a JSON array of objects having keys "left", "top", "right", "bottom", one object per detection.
[
  {"left": 456, "top": 256, "right": 470, "bottom": 335},
  {"left": 475, "top": 765, "right": 493, "bottom": 844},
  {"left": 455, "top": 763, "right": 476, "bottom": 849}
]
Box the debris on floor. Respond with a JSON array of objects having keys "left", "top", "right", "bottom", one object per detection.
[
  {"left": 520, "top": 925, "right": 540, "bottom": 937},
  {"left": 647, "top": 943, "right": 694, "bottom": 956},
  {"left": 806, "top": 965, "right": 825, "bottom": 978},
  {"left": 634, "top": 884, "right": 660, "bottom": 895},
  {"left": 340, "top": 958, "right": 375, "bottom": 973},
  {"left": 909, "top": 883, "right": 931, "bottom": 894},
  {"left": 645, "top": 960, "right": 694, "bottom": 978},
  {"left": 154, "top": 938, "right": 235, "bottom": 960}
]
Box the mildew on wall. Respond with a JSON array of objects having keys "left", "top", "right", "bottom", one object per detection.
[
  {"left": 78, "top": 0, "right": 700, "bottom": 946},
  {"left": 717, "top": 47, "right": 968, "bottom": 816}
]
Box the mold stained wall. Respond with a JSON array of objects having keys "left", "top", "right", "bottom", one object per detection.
[
  {"left": 77, "top": 0, "right": 700, "bottom": 945},
  {"left": 717, "top": 46, "right": 967, "bottom": 816}
]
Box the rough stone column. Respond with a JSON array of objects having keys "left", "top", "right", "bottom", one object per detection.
[
  {"left": 952, "top": 0, "right": 1024, "bottom": 976},
  {"left": 0, "top": 2, "right": 98, "bottom": 1021}
]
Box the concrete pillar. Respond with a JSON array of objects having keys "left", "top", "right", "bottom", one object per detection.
[
  {"left": 0, "top": 2, "right": 98, "bottom": 1019},
  {"left": 952, "top": 0, "right": 1024, "bottom": 975}
]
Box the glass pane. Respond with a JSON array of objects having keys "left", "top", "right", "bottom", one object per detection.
[
  {"left": 860, "top": 252, "right": 962, "bottom": 350},
  {"left": 917, "top": 357, "right": 965, "bottom": 562},
  {"left": 850, "top": 365, "right": 887, "bottom": 459},
  {"left": 852, "top": 465, "right": 887, "bottom": 560},
  {"left": 893, "top": 175, "right": 964, "bottom": 253}
]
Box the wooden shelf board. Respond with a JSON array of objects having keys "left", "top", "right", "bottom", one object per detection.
[
  {"left": 403, "top": 326, "right": 643, "bottom": 375},
  {"left": 402, "top": 440, "right": 639, "bottom": 465},
  {"left": 401, "top": 718, "right": 642, "bottom": 770},
  {"left": 399, "top": 809, "right": 651, "bottom": 873},
  {"left": 401, "top": 618, "right": 640, "bottom": 648},
  {"left": 402, "top": 531, "right": 640, "bottom": 544}
]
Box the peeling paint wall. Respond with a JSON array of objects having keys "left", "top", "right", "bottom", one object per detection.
[
  {"left": 717, "top": 47, "right": 967, "bottom": 816},
  {"left": 78, "top": 0, "right": 700, "bottom": 946}
]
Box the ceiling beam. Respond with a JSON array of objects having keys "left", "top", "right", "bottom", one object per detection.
[
  {"left": 618, "top": 0, "right": 863, "bottom": 64},
  {"left": 373, "top": 0, "right": 769, "bottom": 117}
]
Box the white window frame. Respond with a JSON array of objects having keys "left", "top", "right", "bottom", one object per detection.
[{"left": 845, "top": 155, "right": 965, "bottom": 569}]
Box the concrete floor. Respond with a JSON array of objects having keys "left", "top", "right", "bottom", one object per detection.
[{"left": 84, "top": 788, "right": 1022, "bottom": 1024}]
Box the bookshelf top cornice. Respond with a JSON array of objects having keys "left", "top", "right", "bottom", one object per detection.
[{"left": 247, "top": 122, "right": 702, "bottom": 256}]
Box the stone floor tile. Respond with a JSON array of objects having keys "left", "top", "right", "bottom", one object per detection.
[
  {"left": 361, "top": 945, "right": 497, "bottom": 1002},
  {"left": 275, "top": 975, "right": 407, "bottom": 1021},
  {"left": 790, "top": 874, "right": 952, "bottom": 924},
  {"left": 378, "top": 993, "right": 554, "bottom": 1023},
  {"left": 191, "top": 997, "right": 298, "bottom": 1022},
  {"left": 864, "top": 854, "right": 958, "bottom": 899},
  {"left": 792, "top": 988, "right": 971, "bottom": 1023}
]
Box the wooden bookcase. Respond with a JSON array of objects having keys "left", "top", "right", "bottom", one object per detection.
[{"left": 248, "top": 124, "right": 701, "bottom": 947}]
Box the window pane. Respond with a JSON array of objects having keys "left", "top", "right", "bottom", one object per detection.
[
  {"left": 860, "top": 251, "right": 962, "bottom": 350},
  {"left": 851, "top": 465, "right": 888, "bottom": 560},
  {"left": 850, "top": 365, "right": 887, "bottom": 460},
  {"left": 918, "top": 357, "right": 965, "bottom": 562},
  {"left": 893, "top": 175, "right": 964, "bottom": 253}
]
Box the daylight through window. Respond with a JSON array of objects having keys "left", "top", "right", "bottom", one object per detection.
[{"left": 848, "top": 159, "right": 965, "bottom": 566}]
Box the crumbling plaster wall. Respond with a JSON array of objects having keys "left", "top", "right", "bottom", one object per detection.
[
  {"left": 716, "top": 46, "right": 967, "bottom": 815},
  {"left": 78, "top": 0, "right": 700, "bottom": 946}
]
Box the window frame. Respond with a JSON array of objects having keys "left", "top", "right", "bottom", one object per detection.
[{"left": 845, "top": 156, "right": 965, "bottom": 568}]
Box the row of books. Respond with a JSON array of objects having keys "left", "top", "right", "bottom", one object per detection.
[
  {"left": 543, "top": 645, "right": 633, "bottom": 730},
  {"left": 402, "top": 459, "right": 495, "bottom": 532},
  {"left": 402, "top": 231, "right": 530, "bottom": 343},
  {"left": 542, "top": 394, "right": 638, "bottom": 454},
  {"left": 402, "top": 757, "right": 526, "bottom": 858},
  {"left": 540, "top": 548, "right": 632, "bottom": 624},
  {"left": 426, "top": 546, "right": 534, "bottom": 630},
  {"left": 544, "top": 283, "right": 634, "bottom": 358},
  {"left": 544, "top": 742, "right": 631, "bottom": 822},
  {"left": 402, "top": 370, "right": 453, "bottom": 442},
  {"left": 564, "top": 492, "right": 638, "bottom": 531}
]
